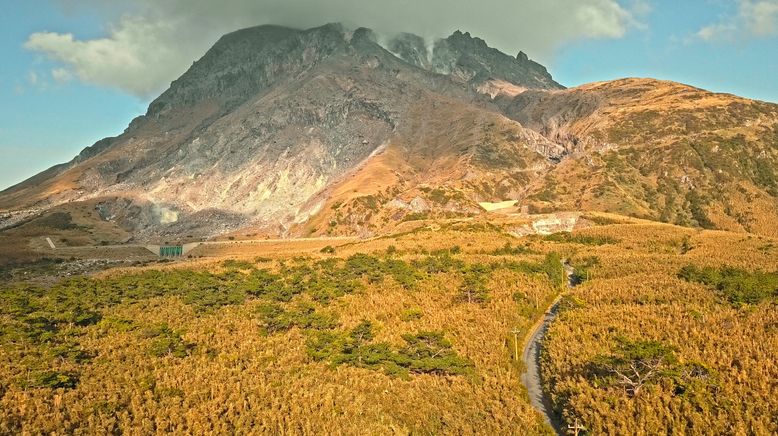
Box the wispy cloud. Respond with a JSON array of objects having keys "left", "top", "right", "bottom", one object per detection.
[
  {"left": 51, "top": 67, "right": 74, "bottom": 84},
  {"left": 26, "top": 71, "right": 39, "bottom": 86},
  {"left": 696, "top": 0, "right": 778, "bottom": 41},
  {"left": 26, "top": 0, "right": 646, "bottom": 98}
]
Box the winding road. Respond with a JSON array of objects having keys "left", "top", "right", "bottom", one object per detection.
[{"left": 520, "top": 262, "right": 576, "bottom": 435}]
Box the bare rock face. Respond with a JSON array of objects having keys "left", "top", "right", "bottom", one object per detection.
[
  {"left": 146, "top": 24, "right": 348, "bottom": 119},
  {"left": 0, "top": 23, "right": 567, "bottom": 241},
  {"left": 386, "top": 30, "right": 563, "bottom": 91},
  {"left": 386, "top": 33, "right": 431, "bottom": 70},
  {"left": 431, "top": 31, "right": 563, "bottom": 90}
]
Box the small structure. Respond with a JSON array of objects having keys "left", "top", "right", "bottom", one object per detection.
[
  {"left": 159, "top": 245, "right": 183, "bottom": 257},
  {"left": 144, "top": 242, "right": 201, "bottom": 257}
]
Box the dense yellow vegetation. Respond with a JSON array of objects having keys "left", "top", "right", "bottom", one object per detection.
[
  {"left": 542, "top": 222, "right": 778, "bottom": 435},
  {"left": 0, "top": 225, "right": 561, "bottom": 434},
  {"left": 1, "top": 217, "right": 776, "bottom": 434}
]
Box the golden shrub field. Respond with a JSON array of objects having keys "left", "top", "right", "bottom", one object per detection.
[
  {"left": 0, "top": 224, "right": 561, "bottom": 434},
  {"left": 542, "top": 222, "right": 778, "bottom": 435},
  {"left": 1, "top": 217, "right": 776, "bottom": 434}
]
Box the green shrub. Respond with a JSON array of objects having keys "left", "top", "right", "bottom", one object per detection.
[
  {"left": 306, "top": 322, "right": 473, "bottom": 378},
  {"left": 489, "top": 242, "right": 536, "bottom": 256},
  {"left": 382, "top": 258, "right": 421, "bottom": 290},
  {"left": 543, "top": 232, "right": 619, "bottom": 246},
  {"left": 344, "top": 253, "right": 385, "bottom": 284},
  {"left": 144, "top": 324, "right": 194, "bottom": 358},
  {"left": 399, "top": 308, "right": 423, "bottom": 321},
  {"left": 50, "top": 343, "right": 93, "bottom": 363},
  {"left": 402, "top": 212, "right": 429, "bottom": 222},
  {"left": 500, "top": 252, "right": 566, "bottom": 288},
  {"left": 539, "top": 252, "right": 566, "bottom": 288},
  {"left": 590, "top": 338, "right": 678, "bottom": 396},
  {"left": 398, "top": 331, "right": 473, "bottom": 376},
  {"left": 678, "top": 265, "right": 778, "bottom": 305},
  {"left": 583, "top": 215, "right": 622, "bottom": 226},
  {"left": 686, "top": 191, "right": 715, "bottom": 229},
  {"left": 25, "top": 370, "right": 80, "bottom": 389},
  {"left": 570, "top": 256, "right": 600, "bottom": 284},
  {"left": 180, "top": 284, "right": 246, "bottom": 313},
  {"left": 558, "top": 295, "right": 586, "bottom": 312},
  {"left": 413, "top": 252, "right": 465, "bottom": 274},
  {"left": 257, "top": 302, "right": 339, "bottom": 335},
  {"left": 222, "top": 259, "right": 256, "bottom": 270},
  {"left": 457, "top": 264, "right": 491, "bottom": 304}
]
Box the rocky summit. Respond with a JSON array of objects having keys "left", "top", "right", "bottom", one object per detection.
[{"left": 1, "top": 23, "right": 777, "bottom": 245}]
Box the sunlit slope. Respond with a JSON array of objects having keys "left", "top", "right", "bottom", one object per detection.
[{"left": 503, "top": 78, "right": 778, "bottom": 237}]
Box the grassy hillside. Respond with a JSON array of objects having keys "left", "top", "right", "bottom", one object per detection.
[{"left": 510, "top": 79, "right": 778, "bottom": 237}]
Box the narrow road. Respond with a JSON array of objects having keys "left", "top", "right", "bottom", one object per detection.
[
  {"left": 520, "top": 261, "right": 576, "bottom": 435},
  {"left": 47, "top": 236, "right": 359, "bottom": 253}
]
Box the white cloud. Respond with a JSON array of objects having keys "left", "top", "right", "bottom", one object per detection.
[
  {"left": 27, "top": 0, "right": 645, "bottom": 97},
  {"left": 27, "top": 71, "right": 39, "bottom": 86},
  {"left": 51, "top": 68, "right": 73, "bottom": 84},
  {"left": 25, "top": 15, "right": 190, "bottom": 97},
  {"left": 696, "top": 0, "right": 778, "bottom": 41},
  {"left": 746, "top": 0, "right": 778, "bottom": 35}
]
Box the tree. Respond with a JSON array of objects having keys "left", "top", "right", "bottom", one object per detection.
[
  {"left": 592, "top": 338, "right": 678, "bottom": 396},
  {"left": 457, "top": 264, "right": 490, "bottom": 303}
]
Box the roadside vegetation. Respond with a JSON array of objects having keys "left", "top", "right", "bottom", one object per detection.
[
  {"left": 2, "top": 220, "right": 775, "bottom": 434},
  {"left": 541, "top": 223, "right": 778, "bottom": 435},
  {"left": 0, "top": 233, "right": 563, "bottom": 434}
]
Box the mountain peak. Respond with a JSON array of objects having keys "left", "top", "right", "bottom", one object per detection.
[
  {"left": 12, "top": 24, "right": 776, "bottom": 244},
  {"left": 448, "top": 29, "right": 488, "bottom": 48},
  {"left": 384, "top": 29, "right": 562, "bottom": 91},
  {"left": 432, "top": 29, "right": 561, "bottom": 89},
  {"left": 146, "top": 23, "right": 350, "bottom": 119}
]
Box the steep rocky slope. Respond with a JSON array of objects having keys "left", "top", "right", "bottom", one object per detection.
[
  {"left": 1, "top": 24, "right": 776, "bottom": 244},
  {"left": 0, "top": 24, "right": 563, "bottom": 242}
]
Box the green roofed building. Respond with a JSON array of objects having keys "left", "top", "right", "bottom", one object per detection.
[{"left": 159, "top": 245, "right": 183, "bottom": 257}]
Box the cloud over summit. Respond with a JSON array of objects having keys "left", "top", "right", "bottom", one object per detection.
[{"left": 27, "top": 0, "right": 643, "bottom": 97}]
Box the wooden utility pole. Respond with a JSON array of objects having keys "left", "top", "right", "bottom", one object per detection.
[
  {"left": 567, "top": 418, "right": 586, "bottom": 436},
  {"left": 510, "top": 327, "right": 521, "bottom": 361}
]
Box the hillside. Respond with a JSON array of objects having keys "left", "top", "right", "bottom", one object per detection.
[
  {"left": 500, "top": 78, "right": 778, "bottom": 236},
  {"left": 3, "top": 15, "right": 778, "bottom": 436},
  {"left": 0, "top": 24, "right": 776, "bottom": 248}
]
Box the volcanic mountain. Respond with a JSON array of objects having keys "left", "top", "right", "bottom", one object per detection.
[{"left": 1, "top": 23, "right": 777, "bottom": 245}]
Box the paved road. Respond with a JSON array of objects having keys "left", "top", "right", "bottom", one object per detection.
[
  {"left": 198, "top": 236, "right": 358, "bottom": 246},
  {"left": 520, "top": 262, "right": 576, "bottom": 435},
  {"left": 45, "top": 235, "right": 359, "bottom": 253}
]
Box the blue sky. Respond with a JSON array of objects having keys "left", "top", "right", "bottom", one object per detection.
[{"left": 1, "top": 0, "right": 777, "bottom": 191}]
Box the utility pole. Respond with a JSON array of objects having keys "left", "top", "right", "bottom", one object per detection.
[
  {"left": 510, "top": 327, "right": 521, "bottom": 361},
  {"left": 567, "top": 418, "right": 586, "bottom": 436}
]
